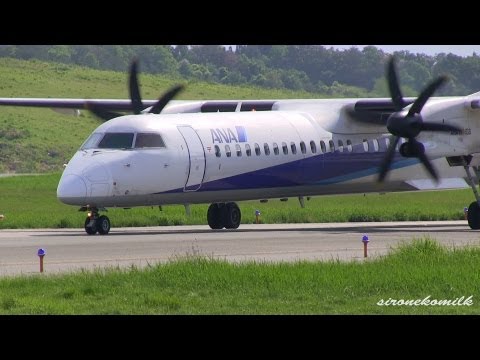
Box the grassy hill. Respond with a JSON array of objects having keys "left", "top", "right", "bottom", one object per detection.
[{"left": 0, "top": 58, "right": 325, "bottom": 173}]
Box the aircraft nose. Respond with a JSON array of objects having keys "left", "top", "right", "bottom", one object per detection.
[{"left": 57, "top": 174, "right": 87, "bottom": 205}]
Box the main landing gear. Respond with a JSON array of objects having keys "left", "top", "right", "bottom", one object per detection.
[
  {"left": 207, "top": 202, "right": 241, "bottom": 229},
  {"left": 464, "top": 165, "right": 480, "bottom": 230},
  {"left": 83, "top": 207, "right": 111, "bottom": 235}
]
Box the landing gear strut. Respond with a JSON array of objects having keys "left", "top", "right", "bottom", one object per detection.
[
  {"left": 207, "top": 202, "right": 241, "bottom": 230},
  {"left": 464, "top": 165, "right": 480, "bottom": 229},
  {"left": 83, "top": 207, "right": 111, "bottom": 235}
]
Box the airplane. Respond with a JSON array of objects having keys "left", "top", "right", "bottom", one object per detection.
[{"left": 1, "top": 57, "right": 480, "bottom": 235}]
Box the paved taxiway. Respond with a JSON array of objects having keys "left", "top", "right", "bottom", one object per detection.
[{"left": 0, "top": 221, "right": 479, "bottom": 276}]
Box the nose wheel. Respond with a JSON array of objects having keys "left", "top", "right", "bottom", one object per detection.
[
  {"left": 84, "top": 216, "right": 98, "bottom": 235},
  {"left": 83, "top": 208, "right": 111, "bottom": 235}
]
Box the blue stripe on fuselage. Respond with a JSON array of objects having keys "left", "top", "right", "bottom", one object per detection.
[{"left": 157, "top": 142, "right": 423, "bottom": 194}]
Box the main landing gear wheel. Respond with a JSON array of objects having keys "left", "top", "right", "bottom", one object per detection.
[
  {"left": 224, "top": 202, "right": 241, "bottom": 229},
  {"left": 207, "top": 203, "right": 224, "bottom": 229},
  {"left": 467, "top": 202, "right": 480, "bottom": 230},
  {"left": 463, "top": 165, "right": 480, "bottom": 230},
  {"left": 207, "top": 202, "right": 241, "bottom": 230}
]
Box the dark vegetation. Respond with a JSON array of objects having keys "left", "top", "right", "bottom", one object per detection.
[{"left": 2, "top": 45, "right": 480, "bottom": 96}]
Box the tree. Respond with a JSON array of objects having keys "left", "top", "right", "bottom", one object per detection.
[
  {"left": 189, "top": 45, "right": 227, "bottom": 68},
  {"left": 178, "top": 59, "right": 193, "bottom": 78},
  {"left": 222, "top": 71, "right": 246, "bottom": 85},
  {"left": 172, "top": 45, "right": 190, "bottom": 60},
  {"left": 47, "top": 46, "right": 72, "bottom": 63},
  {"left": 281, "top": 69, "right": 310, "bottom": 91}
]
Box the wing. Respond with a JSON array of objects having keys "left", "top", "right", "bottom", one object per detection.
[
  {"left": 0, "top": 98, "right": 158, "bottom": 111},
  {"left": 0, "top": 98, "right": 279, "bottom": 116}
]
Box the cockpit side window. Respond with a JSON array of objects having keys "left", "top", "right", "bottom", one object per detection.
[
  {"left": 98, "top": 133, "right": 134, "bottom": 149},
  {"left": 80, "top": 132, "right": 104, "bottom": 150},
  {"left": 135, "top": 133, "right": 166, "bottom": 148}
]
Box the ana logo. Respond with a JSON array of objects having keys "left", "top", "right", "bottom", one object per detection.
[{"left": 211, "top": 126, "right": 248, "bottom": 143}]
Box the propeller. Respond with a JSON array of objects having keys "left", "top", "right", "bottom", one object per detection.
[
  {"left": 87, "top": 59, "right": 185, "bottom": 121},
  {"left": 350, "top": 57, "right": 461, "bottom": 183},
  {"left": 129, "top": 60, "right": 143, "bottom": 115},
  {"left": 149, "top": 84, "right": 185, "bottom": 114}
]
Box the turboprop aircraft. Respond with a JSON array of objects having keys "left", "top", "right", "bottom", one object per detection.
[{"left": 2, "top": 57, "right": 480, "bottom": 235}]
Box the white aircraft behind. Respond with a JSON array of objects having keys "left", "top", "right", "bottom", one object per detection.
[{"left": 2, "top": 58, "right": 480, "bottom": 234}]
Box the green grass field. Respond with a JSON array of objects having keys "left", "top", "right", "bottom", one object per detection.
[
  {"left": 0, "top": 238, "right": 478, "bottom": 314},
  {"left": 0, "top": 173, "right": 472, "bottom": 229}
]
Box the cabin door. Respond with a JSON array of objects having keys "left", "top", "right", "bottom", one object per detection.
[{"left": 177, "top": 126, "right": 206, "bottom": 191}]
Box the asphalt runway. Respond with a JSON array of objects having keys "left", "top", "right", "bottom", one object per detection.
[{"left": 0, "top": 221, "right": 479, "bottom": 276}]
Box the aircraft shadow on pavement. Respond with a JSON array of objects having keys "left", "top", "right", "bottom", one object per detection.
[{"left": 36, "top": 223, "right": 474, "bottom": 237}]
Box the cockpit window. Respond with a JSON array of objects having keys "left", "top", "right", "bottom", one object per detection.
[
  {"left": 80, "top": 132, "right": 104, "bottom": 150},
  {"left": 98, "top": 133, "right": 134, "bottom": 149},
  {"left": 135, "top": 133, "right": 166, "bottom": 148}
]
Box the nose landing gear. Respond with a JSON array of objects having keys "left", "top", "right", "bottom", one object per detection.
[{"left": 82, "top": 207, "right": 111, "bottom": 235}]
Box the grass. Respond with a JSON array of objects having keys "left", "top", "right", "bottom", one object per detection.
[
  {"left": 0, "top": 58, "right": 325, "bottom": 173},
  {"left": 0, "top": 237, "right": 478, "bottom": 314},
  {"left": 0, "top": 173, "right": 472, "bottom": 229}
]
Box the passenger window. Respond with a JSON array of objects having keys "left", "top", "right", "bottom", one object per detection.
[
  {"left": 363, "top": 139, "right": 369, "bottom": 152},
  {"left": 291, "top": 142, "right": 297, "bottom": 155},
  {"left": 273, "top": 143, "right": 279, "bottom": 155},
  {"left": 300, "top": 141, "right": 306, "bottom": 154},
  {"left": 329, "top": 140, "right": 335, "bottom": 152},
  {"left": 245, "top": 144, "right": 252, "bottom": 157},
  {"left": 236, "top": 144, "right": 242, "bottom": 157},
  {"left": 255, "top": 143, "right": 261, "bottom": 156},
  {"left": 264, "top": 143, "right": 270, "bottom": 156},
  {"left": 282, "top": 142, "right": 288, "bottom": 155},
  {"left": 135, "top": 133, "right": 166, "bottom": 148},
  {"left": 346, "top": 139, "right": 352, "bottom": 152},
  {"left": 338, "top": 140, "right": 344, "bottom": 152},
  {"left": 98, "top": 133, "right": 134, "bottom": 149},
  {"left": 215, "top": 145, "right": 221, "bottom": 157},
  {"left": 310, "top": 140, "right": 317, "bottom": 154},
  {"left": 225, "top": 145, "right": 232, "bottom": 157},
  {"left": 373, "top": 139, "right": 379, "bottom": 152},
  {"left": 320, "top": 140, "right": 326, "bottom": 153}
]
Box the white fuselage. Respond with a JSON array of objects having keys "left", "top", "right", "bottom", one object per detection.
[{"left": 57, "top": 97, "right": 477, "bottom": 208}]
